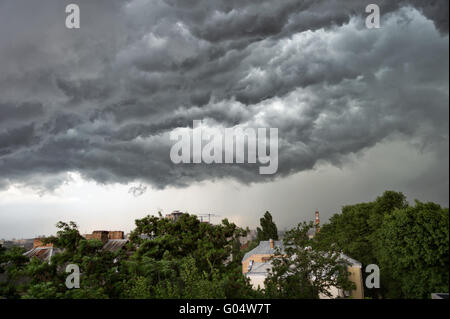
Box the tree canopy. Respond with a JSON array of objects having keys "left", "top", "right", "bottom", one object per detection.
[
  {"left": 256, "top": 211, "right": 279, "bottom": 241},
  {"left": 375, "top": 201, "right": 449, "bottom": 298},
  {"left": 1, "top": 214, "right": 258, "bottom": 299},
  {"left": 265, "top": 221, "right": 355, "bottom": 299},
  {"left": 316, "top": 191, "right": 449, "bottom": 298},
  {"left": 0, "top": 191, "right": 448, "bottom": 299}
]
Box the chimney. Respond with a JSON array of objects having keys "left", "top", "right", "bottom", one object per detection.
[
  {"left": 269, "top": 239, "right": 274, "bottom": 249},
  {"left": 88, "top": 231, "right": 109, "bottom": 244},
  {"left": 108, "top": 231, "right": 124, "bottom": 240},
  {"left": 315, "top": 211, "right": 320, "bottom": 233}
]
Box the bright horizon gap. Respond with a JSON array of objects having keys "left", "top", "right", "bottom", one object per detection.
[{"left": 1, "top": 138, "right": 447, "bottom": 240}]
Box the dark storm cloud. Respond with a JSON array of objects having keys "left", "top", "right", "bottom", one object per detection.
[
  {"left": 0, "top": 102, "right": 44, "bottom": 125},
  {"left": 0, "top": 0, "right": 448, "bottom": 192}
]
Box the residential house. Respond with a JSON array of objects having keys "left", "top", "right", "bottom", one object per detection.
[
  {"left": 24, "top": 230, "right": 128, "bottom": 263},
  {"left": 23, "top": 238, "right": 62, "bottom": 263},
  {"left": 242, "top": 239, "right": 364, "bottom": 299},
  {"left": 165, "top": 210, "right": 184, "bottom": 222},
  {"left": 83, "top": 230, "right": 128, "bottom": 252}
]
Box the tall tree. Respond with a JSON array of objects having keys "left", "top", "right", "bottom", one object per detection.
[
  {"left": 23, "top": 221, "right": 127, "bottom": 299},
  {"left": 256, "top": 211, "right": 279, "bottom": 241},
  {"left": 127, "top": 213, "right": 257, "bottom": 298},
  {"left": 315, "top": 191, "right": 409, "bottom": 298},
  {"left": 0, "top": 246, "right": 29, "bottom": 298},
  {"left": 129, "top": 213, "right": 246, "bottom": 272},
  {"left": 265, "top": 221, "right": 355, "bottom": 298},
  {"left": 375, "top": 201, "right": 449, "bottom": 298}
]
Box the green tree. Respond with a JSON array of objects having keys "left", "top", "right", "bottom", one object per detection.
[
  {"left": 126, "top": 213, "right": 256, "bottom": 298},
  {"left": 151, "top": 256, "right": 228, "bottom": 298},
  {"left": 124, "top": 276, "right": 152, "bottom": 299},
  {"left": 24, "top": 221, "right": 126, "bottom": 299},
  {"left": 256, "top": 211, "right": 278, "bottom": 241},
  {"left": 316, "top": 191, "right": 408, "bottom": 298},
  {"left": 265, "top": 221, "right": 355, "bottom": 299},
  {"left": 0, "top": 246, "right": 29, "bottom": 298},
  {"left": 375, "top": 201, "right": 449, "bottom": 298},
  {"left": 129, "top": 214, "right": 246, "bottom": 271}
]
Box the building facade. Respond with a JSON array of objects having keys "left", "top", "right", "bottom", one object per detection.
[{"left": 242, "top": 239, "right": 364, "bottom": 299}]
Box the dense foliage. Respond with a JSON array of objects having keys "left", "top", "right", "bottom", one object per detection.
[
  {"left": 0, "top": 191, "right": 448, "bottom": 299},
  {"left": 265, "top": 221, "right": 355, "bottom": 298},
  {"left": 256, "top": 211, "right": 279, "bottom": 241},
  {"left": 0, "top": 215, "right": 259, "bottom": 299},
  {"left": 375, "top": 201, "right": 449, "bottom": 298},
  {"left": 316, "top": 191, "right": 449, "bottom": 298}
]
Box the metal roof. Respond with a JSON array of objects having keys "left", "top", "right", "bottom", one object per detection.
[
  {"left": 242, "top": 240, "right": 284, "bottom": 262},
  {"left": 23, "top": 246, "right": 62, "bottom": 262},
  {"left": 339, "top": 253, "right": 362, "bottom": 267},
  {"left": 243, "top": 241, "right": 361, "bottom": 268},
  {"left": 247, "top": 261, "right": 273, "bottom": 275},
  {"left": 102, "top": 239, "right": 128, "bottom": 252}
]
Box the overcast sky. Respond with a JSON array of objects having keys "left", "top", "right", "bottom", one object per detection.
[{"left": 0, "top": 0, "right": 448, "bottom": 239}]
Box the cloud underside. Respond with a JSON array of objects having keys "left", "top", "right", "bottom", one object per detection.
[{"left": 0, "top": 0, "right": 448, "bottom": 192}]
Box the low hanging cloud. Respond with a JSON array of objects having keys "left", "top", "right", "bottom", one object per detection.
[
  {"left": 128, "top": 183, "right": 148, "bottom": 197},
  {"left": 0, "top": 0, "right": 448, "bottom": 193}
]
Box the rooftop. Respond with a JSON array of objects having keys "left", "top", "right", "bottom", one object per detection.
[
  {"left": 23, "top": 246, "right": 62, "bottom": 262},
  {"left": 103, "top": 239, "right": 128, "bottom": 252},
  {"left": 242, "top": 240, "right": 284, "bottom": 262},
  {"left": 243, "top": 240, "right": 362, "bottom": 269},
  {"left": 247, "top": 261, "right": 273, "bottom": 275}
]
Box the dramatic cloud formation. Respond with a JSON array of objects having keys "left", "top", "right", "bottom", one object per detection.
[{"left": 0, "top": 0, "right": 448, "bottom": 195}]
